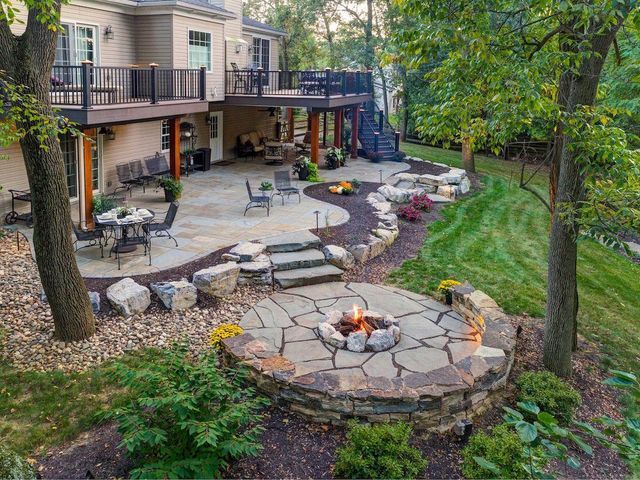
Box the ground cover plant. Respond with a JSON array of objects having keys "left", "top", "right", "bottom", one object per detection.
[
  {"left": 394, "top": 143, "right": 640, "bottom": 372},
  {"left": 516, "top": 371, "right": 582, "bottom": 423}
]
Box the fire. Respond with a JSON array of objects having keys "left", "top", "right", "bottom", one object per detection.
[{"left": 352, "top": 304, "right": 369, "bottom": 333}]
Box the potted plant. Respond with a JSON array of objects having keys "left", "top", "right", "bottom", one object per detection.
[
  {"left": 292, "top": 156, "right": 311, "bottom": 181},
  {"left": 159, "top": 176, "right": 184, "bottom": 202},
  {"left": 116, "top": 206, "right": 133, "bottom": 219},
  {"left": 324, "top": 146, "right": 345, "bottom": 170},
  {"left": 92, "top": 194, "right": 117, "bottom": 215},
  {"left": 351, "top": 178, "right": 362, "bottom": 194},
  {"left": 437, "top": 279, "right": 462, "bottom": 305},
  {"left": 259, "top": 180, "right": 273, "bottom": 192}
]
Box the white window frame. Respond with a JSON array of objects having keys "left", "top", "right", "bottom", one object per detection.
[
  {"left": 160, "top": 120, "right": 171, "bottom": 152},
  {"left": 188, "top": 29, "right": 212, "bottom": 72},
  {"left": 55, "top": 21, "right": 101, "bottom": 66},
  {"left": 251, "top": 36, "right": 271, "bottom": 71}
]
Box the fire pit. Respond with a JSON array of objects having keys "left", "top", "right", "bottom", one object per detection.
[{"left": 317, "top": 305, "right": 400, "bottom": 352}]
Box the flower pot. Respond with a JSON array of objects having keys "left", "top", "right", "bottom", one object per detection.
[
  {"left": 164, "top": 188, "right": 176, "bottom": 202},
  {"left": 298, "top": 166, "right": 309, "bottom": 181}
]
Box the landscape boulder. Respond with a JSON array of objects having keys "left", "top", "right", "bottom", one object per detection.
[
  {"left": 459, "top": 176, "right": 471, "bottom": 194},
  {"left": 323, "top": 245, "right": 355, "bottom": 270},
  {"left": 347, "top": 244, "right": 371, "bottom": 263},
  {"left": 106, "top": 278, "right": 151, "bottom": 317},
  {"left": 150, "top": 279, "right": 198, "bottom": 311},
  {"left": 230, "top": 241, "right": 266, "bottom": 262},
  {"left": 377, "top": 184, "right": 412, "bottom": 203},
  {"left": 437, "top": 185, "right": 457, "bottom": 200},
  {"left": 238, "top": 254, "right": 273, "bottom": 285},
  {"left": 418, "top": 174, "right": 448, "bottom": 186},
  {"left": 367, "top": 235, "right": 387, "bottom": 259},
  {"left": 192, "top": 262, "right": 241, "bottom": 297}
]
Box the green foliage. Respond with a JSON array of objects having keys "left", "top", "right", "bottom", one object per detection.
[
  {"left": 0, "top": 446, "right": 35, "bottom": 480},
  {"left": 462, "top": 424, "right": 543, "bottom": 479},
  {"left": 92, "top": 194, "right": 117, "bottom": 215},
  {"left": 101, "top": 344, "right": 267, "bottom": 479},
  {"left": 259, "top": 180, "right": 273, "bottom": 191},
  {"left": 306, "top": 161, "right": 321, "bottom": 182},
  {"left": 158, "top": 176, "right": 183, "bottom": 198},
  {"left": 333, "top": 421, "right": 427, "bottom": 479},
  {"left": 516, "top": 371, "right": 582, "bottom": 423}
]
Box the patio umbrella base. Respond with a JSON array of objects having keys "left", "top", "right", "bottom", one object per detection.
[
  {"left": 113, "top": 244, "right": 138, "bottom": 253},
  {"left": 265, "top": 161, "right": 284, "bottom": 166}
]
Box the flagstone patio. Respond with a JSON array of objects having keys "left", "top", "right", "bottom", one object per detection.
[{"left": 40, "top": 157, "right": 406, "bottom": 278}]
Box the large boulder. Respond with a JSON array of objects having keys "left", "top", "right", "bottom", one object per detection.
[
  {"left": 150, "top": 279, "right": 198, "bottom": 311},
  {"left": 238, "top": 254, "right": 273, "bottom": 285},
  {"left": 395, "top": 172, "right": 419, "bottom": 182},
  {"left": 229, "top": 241, "right": 266, "bottom": 262},
  {"left": 437, "top": 185, "right": 457, "bottom": 200},
  {"left": 106, "top": 278, "right": 151, "bottom": 317},
  {"left": 418, "top": 174, "right": 448, "bottom": 186},
  {"left": 459, "top": 176, "right": 471, "bottom": 194},
  {"left": 367, "top": 235, "right": 387, "bottom": 259},
  {"left": 377, "top": 184, "right": 412, "bottom": 203},
  {"left": 323, "top": 245, "right": 355, "bottom": 269},
  {"left": 192, "top": 262, "right": 241, "bottom": 297},
  {"left": 440, "top": 170, "right": 464, "bottom": 185},
  {"left": 373, "top": 228, "right": 398, "bottom": 246},
  {"left": 347, "top": 244, "right": 371, "bottom": 263},
  {"left": 366, "top": 192, "right": 387, "bottom": 205}
]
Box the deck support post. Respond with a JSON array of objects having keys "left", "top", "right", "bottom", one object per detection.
[
  {"left": 169, "top": 117, "right": 181, "bottom": 180},
  {"left": 333, "top": 109, "right": 343, "bottom": 148},
  {"left": 82, "top": 129, "right": 94, "bottom": 229},
  {"left": 310, "top": 111, "right": 320, "bottom": 164},
  {"left": 287, "top": 108, "right": 295, "bottom": 142},
  {"left": 350, "top": 105, "right": 359, "bottom": 159},
  {"left": 322, "top": 112, "right": 327, "bottom": 146}
]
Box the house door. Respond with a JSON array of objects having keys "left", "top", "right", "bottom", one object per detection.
[{"left": 209, "top": 112, "right": 223, "bottom": 161}]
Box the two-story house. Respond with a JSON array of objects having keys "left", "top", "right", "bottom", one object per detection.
[{"left": 1, "top": 0, "right": 375, "bottom": 228}]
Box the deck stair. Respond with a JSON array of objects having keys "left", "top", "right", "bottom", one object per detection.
[
  {"left": 259, "top": 231, "right": 343, "bottom": 288},
  {"left": 358, "top": 108, "right": 397, "bottom": 160}
]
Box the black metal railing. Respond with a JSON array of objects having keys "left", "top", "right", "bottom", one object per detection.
[
  {"left": 50, "top": 63, "right": 206, "bottom": 108},
  {"left": 225, "top": 68, "right": 373, "bottom": 97}
]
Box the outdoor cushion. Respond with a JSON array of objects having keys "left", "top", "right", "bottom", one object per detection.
[
  {"left": 249, "top": 131, "right": 261, "bottom": 147},
  {"left": 239, "top": 133, "right": 251, "bottom": 144}
]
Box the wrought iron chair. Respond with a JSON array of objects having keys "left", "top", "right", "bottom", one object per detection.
[
  {"left": 231, "top": 62, "right": 248, "bottom": 94},
  {"left": 115, "top": 163, "right": 144, "bottom": 197},
  {"left": 295, "top": 131, "right": 312, "bottom": 154},
  {"left": 72, "top": 222, "right": 105, "bottom": 258},
  {"left": 129, "top": 159, "right": 154, "bottom": 192},
  {"left": 143, "top": 201, "right": 179, "bottom": 247},
  {"left": 144, "top": 153, "right": 171, "bottom": 178},
  {"left": 110, "top": 218, "right": 152, "bottom": 270},
  {"left": 272, "top": 170, "right": 301, "bottom": 205},
  {"left": 244, "top": 179, "right": 270, "bottom": 216}
]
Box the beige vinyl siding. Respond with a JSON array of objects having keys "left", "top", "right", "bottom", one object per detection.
[
  {"left": 217, "top": 106, "right": 278, "bottom": 160},
  {"left": 172, "top": 14, "right": 225, "bottom": 102},
  {"left": 135, "top": 15, "right": 173, "bottom": 67},
  {"left": 225, "top": 0, "right": 247, "bottom": 69},
  {"left": 242, "top": 33, "right": 282, "bottom": 70},
  {"left": 0, "top": 144, "right": 30, "bottom": 216}
]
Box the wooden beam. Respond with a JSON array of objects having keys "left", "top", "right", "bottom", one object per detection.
[
  {"left": 169, "top": 117, "right": 181, "bottom": 180},
  {"left": 322, "top": 112, "right": 327, "bottom": 146},
  {"left": 287, "top": 108, "right": 294, "bottom": 142},
  {"left": 350, "top": 105, "right": 359, "bottom": 159},
  {"left": 310, "top": 112, "right": 320, "bottom": 165},
  {"left": 83, "top": 129, "right": 95, "bottom": 229},
  {"left": 333, "top": 109, "right": 343, "bottom": 148}
]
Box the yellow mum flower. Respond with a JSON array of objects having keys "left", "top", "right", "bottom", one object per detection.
[
  {"left": 209, "top": 323, "right": 244, "bottom": 349},
  {"left": 437, "top": 279, "right": 462, "bottom": 293}
]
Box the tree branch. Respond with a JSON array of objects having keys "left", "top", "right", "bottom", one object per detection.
[
  {"left": 519, "top": 160, "right": 552, "bottom": 212},
  {"left": 528, "top": 25, "right": 567, "bottom": 60}
]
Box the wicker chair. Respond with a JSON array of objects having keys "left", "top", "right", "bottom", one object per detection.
[
  {"left": 272, "top": 170, "right": 300, "bottom": 205},
  {"left": 244, "top": 179, "right": 270, "bottom": 216}
]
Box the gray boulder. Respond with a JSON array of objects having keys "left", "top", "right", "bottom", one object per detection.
[
  {"left": 318, "top": 321, "right": 337, "bottom": 340},
  {"left": 366, "top": 329, "right": 396, "bottom": 352},
  {"left": 323, "top": 245, "right": 355, "bottom": 269},
  {"left": 238, "top": 254, "right": 273, "bottom": 285},
  {"left": 192, "top": 262, "right": 241, "bottom": 297},
  {"left": 106, "top": 278, "right": 151, "bottom": 317},
  {"left": 377, "top": 184, "right": 412, "bottom": 203},
  {"left": 418, "top": 174, "right": 448, "bottom": 186},
  {"left": 366, "top": 192, "right": 386, "bottom": 204},
  {"left": 327, "top": 331, "right": 347, "bottom": 348},
  {"left": 230, "top": 241, "right": 266, "bottom": 262},
  {"left": 150, "top": 279, "right": 197, "bottom": 311},
  {"left": 347, "top": 331, "right": 367, "bottom": 352},
  {"left": 459, "top": 176, "right": 471, "bottom": 194},
  {"left": 347, "top": 244, "right": 371, "bottom": 263},
  {"left": 367, "top": 235, "right": 387, "bottom": 259}
]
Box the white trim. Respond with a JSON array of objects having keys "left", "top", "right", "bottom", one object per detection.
[
  {"left": 250, "top": 35, "right": 271, "bottom": 71},
  {"left": 160, "top": 120, "right": 171, "bottom": 153},
  {"left": 58, "top": 20, "right": 101, "bottom": 66},
  {"left": 187, "top": 28, "right": 213, "bottom": 73}
]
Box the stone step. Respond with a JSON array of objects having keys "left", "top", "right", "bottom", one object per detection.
[
  {"left": 260, "top": 230, "right": 322, "bottom": 253},
  {"left": 270, "top": 249, "right": 326, "bottom": 271},
  {"left": 274, "top": 264, "right": 344, "bottom": 289}
]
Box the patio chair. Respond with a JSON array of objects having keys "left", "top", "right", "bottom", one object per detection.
[
  {"left": 129, "top": 159, "right": 154, "bottom": 192},
  {"left": 72, "top": 222, "right": 105, "bottom": 258},
  {"left": 111, "top": 218, "right": 152, "bottom": 270},
  {"left": 143, "top": 201, "right": 179, "bottom": 247},
  {"left": 114, "top": 163, "right": 144, "bottom": 197},
  {"left": 144, "top": 153, "right": 170, "bottom": 177},
  {"left": 244, "top": 179, "right": 270, "bottom": 216},
  {"left": 295, "top": 131, "right": 312, "bottom": 154},
  {"left": 231, "top": 62, "right": 248, "bottom": 94},
  {"left": 272, "top": 170, "right": 300, "bottom": 205}
]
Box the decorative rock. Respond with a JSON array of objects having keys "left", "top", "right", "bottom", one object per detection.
[
  {"left": 373, "top": 228, "right": 397, "bottom": 246},
  {"left": 322, "top": 245, "right": 355, "bottom": 270},
  {"left": 150, "top": 279, "right": 197, "bottom": 311},
  {"left": 367, "top": 235, "right": 386, "bottom": 259},
  {"left": 238, "top": 254, "right": 273, "bottom": 285},
  {"left": 366, "top": 329, "right": 396, "bottom": 352},
  {"left": 192, "top": 262, "right": 241, "bottom": 296},
  {"left": 418, "top": 174, "right": 448, "bottom": 186},
  {"left": 106, "top": 278, "right": 151, "bottom": 317},
  {"left": 327, "top": 331, "right": 347, "bottom": 348},
  {"left": 230, "top": 241, "right": 266, "bottom": 262},
  {"left": 377, "top": 184, "right": 412, "bottom": 203},
  {"left": 347, "top": 244, "right": 371, "bottom": 263},
  {"left": 389, "top": 325, "right": 401, "bottom": 343},
  {"left": 459, "top": 176, "right": 471, "bottom": 194},
  {"left": 366, "top": 192, "right": 386, "bottom": 204},
  {"left": 383, "top": 314, "right": 398, "bottom": 327},
  {"left": 323, "top": 310, "right": 343, "bottom": 325},
  {"left": 372, "top": 201, "right": 392, "bottom": 214},
  {"left": 221, "top": 253, "right": 241, "bottom": 262},
  {"left": 347, "top": 331, "right": 367, "bottom": 352},
  {"left": 441, "top": 170, "right": 464, "bottom": 185},
  {"left": 88, "top": 291, "right": 101, "bottom": 314},
  {"left": 395, "top": 172, "right": 419, "bottom": 182},
  {"left": 437, "top": 185, "right": 457, "bottom": 200},
  {"left": 375, "top": 213, "right": 398, "bottom": 227},
  {"left": 427, "top": 193, "right": 453, "bottom": 203},
  {"left": 318, "top": 321, "right": 336, "bottom": 340}
]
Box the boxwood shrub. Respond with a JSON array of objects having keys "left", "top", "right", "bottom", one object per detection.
[
  {"left": 516, "top": 370, "right": 581, "bottom": 423},
  {"left": 0, "top": 446, "right": 35, "bottom": 480}
]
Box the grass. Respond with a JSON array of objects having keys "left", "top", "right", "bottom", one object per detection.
[{"left": 392, "top": 143, "right": 640, "bottom": 372}]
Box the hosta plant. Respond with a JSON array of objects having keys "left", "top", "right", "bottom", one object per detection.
[{"left": 101, "top": 343, "right": 267, "bottom": 479}]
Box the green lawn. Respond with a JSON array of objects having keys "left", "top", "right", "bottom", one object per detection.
[{"left": 392, "top": 143, "right": 640, "bottom": 372}]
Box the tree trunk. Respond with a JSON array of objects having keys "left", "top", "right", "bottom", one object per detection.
[
  {"left": 400, "top": 67, "right": 409, "bottom": 141},
  {"left": 461, "top": 137, "right": 476, "bottom": 173},
  {"left": 543, "top": 22, "right": 620, "bottom": 376},
  {"left": 0, "top": 4, "right": 95, "bottom": 341},
  {"left": 378, "top": 65, "right": 390, "bottom": 120},
  {"left": 365, "top": 0, "right": 374, "bottom": 70}
]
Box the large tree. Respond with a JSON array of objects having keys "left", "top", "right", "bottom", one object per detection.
[
  {"left": 0, "top": 0, "right": 95, "bottom": 341},
  {"left": 394, "top": 0, "right": 640, "bottom": 376}
]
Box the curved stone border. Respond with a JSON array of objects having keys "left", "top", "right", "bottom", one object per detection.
[{"left": 221, "top": 282, "right": 516, "bottom": 431}]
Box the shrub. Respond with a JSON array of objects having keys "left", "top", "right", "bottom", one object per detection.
[
  {"left": 307, "top": 162, "right": 321, "bottom": 182},
  {"left": 397, "top": 205, "right": 422, "bottom": 222},
  {"left": 367, "top": 151, "right": 384, "bottom": 163},
  {"left": 410, "top": 192, "right": 433, "bottom": 212},
  {"left": 393, "top": 151, "right": 407, "bottom": 162},
  {"left": 516, "top": 371, "right": 581, "bottom": 423},
  {"left": 462, "top": 424, "right": 545, "bottom": 479},
  {"left": 333, "top": 421, "right": 427, "bottom": 479},
  {"left": 209, "top": 323, "right": 244, "bottom": 349},
  {"left": 101, "top": 343, "right": 267, "bottom": 479},
  {"left": 0, "top": 446, "right": 35, "bottom": 480},
  {"left": 92, "top": 194, "right": 118, "bottom": 214},
  {"left": 158, "top": 175, "right": 183, "bottom": 198}
]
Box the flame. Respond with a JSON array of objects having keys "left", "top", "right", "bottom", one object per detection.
[{"left": 353, "top": 304, "right": 364, "bottom": 332}]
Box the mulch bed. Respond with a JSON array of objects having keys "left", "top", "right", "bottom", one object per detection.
[{"left": 35, "top": 159, "right": 628, "bottom": 478}]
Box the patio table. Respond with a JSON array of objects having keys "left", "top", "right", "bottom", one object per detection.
[{"left": 96, "top": 209, "right": 155, "bottom": 254}]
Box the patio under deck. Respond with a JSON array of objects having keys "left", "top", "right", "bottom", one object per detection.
[{"left": 68, "top": 157, "right": 407, "bottom": 278}]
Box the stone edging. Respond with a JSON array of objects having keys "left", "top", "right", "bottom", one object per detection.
[{"left": 221, "top": 282, "right": 516, "bottom": 432}]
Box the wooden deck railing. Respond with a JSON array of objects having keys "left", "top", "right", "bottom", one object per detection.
[
  {"left": 225, "top": 68, "right": 373, "bottom": 97},
  {"left": 50, "top": 63, "right": 206, "bottom": 108}
]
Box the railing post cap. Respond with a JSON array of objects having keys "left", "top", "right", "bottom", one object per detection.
[
  {"left": 129, "top": 64, "right": 139, "bottom": 68},
  {"left": 325, "top": 67, "right": 332, "bottom": 71},
  {"left": 342, "top": 68, "right": 348, "bottom": 72},
  {"left": 80, "top": 60, "right": 94, "bottom": 65},
  {"left": 149, "top": 63, "right": 159, "bottom": 68},
  {"left": 200, "top": 65, "right": 207, "bottom": 70},
  {"left": 257, "top": 67, "right": 264, "bottom": 71}
]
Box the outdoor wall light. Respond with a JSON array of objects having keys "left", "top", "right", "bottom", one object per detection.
[
  {"left": 235, "top": 43, "right": 246, "bottom": 54},
  {"left": 99, "top": 126, "right": 116, "bottom": 140},
  {"left": 104, "top": 25, "right": 114, "bottom": 40}
]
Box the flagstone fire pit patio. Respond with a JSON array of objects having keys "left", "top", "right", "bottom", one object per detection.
[{"left": 221, "top": 282, "right": 517, "bottom": 431}]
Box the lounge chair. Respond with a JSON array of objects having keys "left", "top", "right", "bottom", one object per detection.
[
  {"left": 143, "top": 201, "right": 179, "bottom": 247},
  {"left": 272, "top": 170, "right": 300, "bottom": 205},
  {"left": 244, "top": 179, "right": 270, "bottom": 216},
  {"left": 129, "top": 159, "right": 154, "bottom": 192},
  {"left": 114, "top": 163, "right": 144, "bottom": 197}
]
